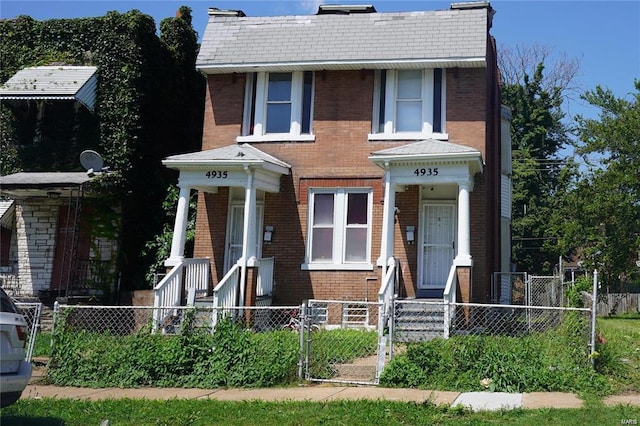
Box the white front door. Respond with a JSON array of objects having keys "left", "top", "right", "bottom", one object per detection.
[
  {"left": 224, "top": 204, "right": 263, "bottom": 273},
  {"left": 419, "top": 203, "right": 455, "bottom": 294}
]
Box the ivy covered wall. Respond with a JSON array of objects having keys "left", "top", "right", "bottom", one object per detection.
[{"left": 0, "top": 7, "right": 205, "bottom": 290}]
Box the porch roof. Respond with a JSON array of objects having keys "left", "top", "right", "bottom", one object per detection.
[
  {"left": 162, "top": 144, "right": 291, "bottom": 175},
  {"left": 369, "top": 139, "right": 483, "bottom": 174},
  {"left": 0, "top": 66, "right": 98, "bottom": 111},
  {"left": 0, "top": 172, "right": 91, "bottom": 198}
]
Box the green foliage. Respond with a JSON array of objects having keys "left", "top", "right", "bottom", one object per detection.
[
  {"left": 0, "top": 8, "right": 205, "bottom": 290},
  {"left": 502, "top": 63, "right": 576, "bottom": 274},
  {"left": 380, "top": 317, "right": 610, "bottom": 395},
  {"left": 564, "top": 81, "right": 640, "bottom": 290},
  {"left": 142, "top": 185, "right": 197, "bottom": 286},
  {"left": 47, "top": 317, "right": 300, "bottom": 388},
  {"left": 565, "top": 276, "right": 593, "bottom": 308}
]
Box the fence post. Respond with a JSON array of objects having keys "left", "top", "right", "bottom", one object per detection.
[
  {"left": 51, "top": 300, "right": 59, "bottom": 351},
  {"left": 590, "top": 269, "right": 598, "bottom": 366},
  {"left": 375, "top": 302, "right": 387, "bottom": 383},
  {"left": 443, "top": 300, "right": 450, "bottom": 339},
  {"left": 298, "top": 302, "right": 307, "bottom": 380}
]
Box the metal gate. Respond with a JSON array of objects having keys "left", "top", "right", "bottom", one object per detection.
[
  {"left": 303, "top": 299, "right": 386, "bottom": 385},
  {"left": 16, "top": 302, "right": 42, "bottom": 362},
  {"left": 527, "top": 275, "right": 563, "bottom": 307}
]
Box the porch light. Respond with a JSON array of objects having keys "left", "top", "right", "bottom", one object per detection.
[
  {"left": 264, "top": 225, "right": 273, "bottom": 243},
  {"left": 406, "top": 226, "right": 415, "bottom": 244}
]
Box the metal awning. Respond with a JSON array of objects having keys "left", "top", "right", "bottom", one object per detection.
[
  {"left": 0, "top": 200, "right": 15, "bottom": 229},
  {"left": 0, "top": 66, "right": 98, "bottom": 111}
]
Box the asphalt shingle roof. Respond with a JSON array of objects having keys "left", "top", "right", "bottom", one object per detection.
[
  {"left": 164, "top": 144, "right": 291, "bottom": 170},
  {"left": 371, "top": 139, "right": 481, "bottom": 157},
  {"left": 197, "top": 6, "right": 490, "bottom": 73}
]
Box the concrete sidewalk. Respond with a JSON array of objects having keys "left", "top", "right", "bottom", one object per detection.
[
  {"left": 23, "top": 383, "right": 640, "bottom": 411},
  {"left": 23, "top": 366, "right": 640, "bottom": 412}
]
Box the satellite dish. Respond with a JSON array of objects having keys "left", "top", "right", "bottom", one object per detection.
[{"left": 80, "top": 150, "right": 104, "bottom": 174}]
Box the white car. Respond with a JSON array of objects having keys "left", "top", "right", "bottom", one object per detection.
[{"left": 0, "top": 288, "right": 32, "bottom": 408}]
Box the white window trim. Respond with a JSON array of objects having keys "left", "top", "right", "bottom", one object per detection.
[
  {"left": 239, "top": 71, "right": 315, "bottom": 143},
  {"left": 369, "top": 68, "right": 447, "bottom": 141},
  {"left": 301, "top": 188, "right": 374, "bottom": 271}
]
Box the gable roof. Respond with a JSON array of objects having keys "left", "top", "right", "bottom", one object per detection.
[
  {"left": 0, "top": 66, "right": 98, "bottom": 111},
  {"left": 163, "top": 144, "right": 291, "bottom": 175},
  {"left": 369, "top": 139, "right": 483, "bottom": 174},
  {"left": 197, "top": 4, "right": 492, "bottom": 74}
]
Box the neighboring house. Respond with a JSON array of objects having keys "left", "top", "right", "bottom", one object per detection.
[
  {"left": 160, "top": 2, "right": 512, "bottom": 308},
  {"left": 0, "top": 66, "right": 117, "bottom": 301},
  {"left": 0, "top": 173, "right": 118, "bottom": 300}
]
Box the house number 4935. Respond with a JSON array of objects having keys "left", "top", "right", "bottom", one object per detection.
[
  {"left": 414, "top": 168, "right": 439, "bottom": 177},
  {"left": 205, "top": 171, "right": 228, "bottom": 179}
]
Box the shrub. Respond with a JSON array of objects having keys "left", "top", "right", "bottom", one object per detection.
[
  {"left": 565, "top": 276, "right": 594, "bottom": 308},
  {"left": 47, "top": 318, "right": 300, "bottom": 388},
  {"left": 380, "top": 318, "right": 611, "bottom": 395}
]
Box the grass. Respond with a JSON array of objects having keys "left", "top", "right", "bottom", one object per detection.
[
  {"left": 2, "top": 398, "right": 639, "bottom": 425},
  {"left": 32, "top": 331, "right": 51, "bottom": 358},
  {"left": 595, "top": 313, "right": 640, "bottom": 394}
]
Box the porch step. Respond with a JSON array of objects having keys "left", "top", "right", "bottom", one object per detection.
[{"left": 394, "top": 301, "right": 445, "bottom": 342}]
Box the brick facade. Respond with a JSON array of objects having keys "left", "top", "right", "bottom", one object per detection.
[{"left": 193, "top": 63, "right": 502, "bottom": 304}]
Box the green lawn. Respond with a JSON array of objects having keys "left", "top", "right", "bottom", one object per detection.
[
  {"left": 596, "top": 314, "right": 640, "bottom": 393},
  {"left": 2, "top": 398, "right": 639, "bottom": 425}
]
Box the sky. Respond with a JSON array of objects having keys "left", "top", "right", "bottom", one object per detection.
[{"left": 1, "top": 0, "right": 639, "bottom": 121}]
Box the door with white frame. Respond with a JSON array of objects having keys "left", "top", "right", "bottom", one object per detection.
[
  {"left": 418, "top": 202, "right": 456, "bottom": 298},
  {"left": 224, "top": 203, "right": 264, "bottom": 274}
]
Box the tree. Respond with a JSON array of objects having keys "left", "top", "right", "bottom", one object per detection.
[
  {"left": 502, "top": 63, "right": 576, "bottom": 274},
  {"left": 565, "top": 81, "right": 640, "bottom": 288},
  {"left": 499, "top": 43, "right": 581, "bottom": 106},
  {"left": 142, "top": 185, "right": 197, "bottom": 286},
  {"left": 0, "top": 8, "right": 204, "bottom": 290}
]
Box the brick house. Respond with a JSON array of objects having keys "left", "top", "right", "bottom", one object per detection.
[{"left": 162, "top": 2, "right": 512, "bottom": 307}]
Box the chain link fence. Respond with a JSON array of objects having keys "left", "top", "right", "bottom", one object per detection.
[
  {"left": 48, "top": 284, "right": 597, "bottom": 387},
  {"left": 528, "top": 275, "right": 564, "bottom": 307},
  {"left": 15, "top": 302, "right": 42, "bottom": 362},
  {"left": 389, "top": 300, "right": 593, "bottom": 359},
  {"left": 52, "top": 303, "right": 302, "bottom": 336},
  {"left": 304, "top": 300, "right": 383, "bottom": 385}
]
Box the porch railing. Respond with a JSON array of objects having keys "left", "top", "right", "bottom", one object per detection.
[
  {"left": 153, "top": 258, "right": 210, "bottom": 327},
  {"left": 377, "top": 257, "right": 398, "bottom": 332},
  {"left": 213, "top": 264, "right": 240, "bottom": 309},
  {"left": 211, "top": 264, "right": 240, "bottom": 327},
  {"left": 442, "top": 264, "right": 458, "bottom": 338},
  {"left": 257, "top": 257, "right": 275, "bottom": 298}
]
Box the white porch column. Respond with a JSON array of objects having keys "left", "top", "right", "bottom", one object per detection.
[
  {"left": 378, "top": 166, "right": 396, "bottom": 276},
  {"left": 165, "top": 185, "right": 191, "bottom": 267},
  {"left": 455, "top": 180, "right": 473, "bottom": 266},
  {"left": 239, "top": 167, "right": 257, "bottom": 306}
]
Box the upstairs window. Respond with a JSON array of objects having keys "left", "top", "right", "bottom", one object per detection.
[
  {"left": 240, "top": 71, "right": 314, "bottom": 142},
  {"left": 303, "top": 188, "right": 373, "bottom": 270},
  {"left": 370, "top": 68, "right": 446, "bottom": 140}
]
